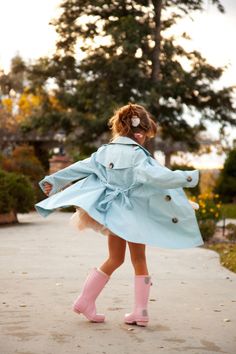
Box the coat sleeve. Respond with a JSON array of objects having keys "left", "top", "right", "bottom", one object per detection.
[
  {"left": 134, "top": 152, "right": 199, "bottom": 189},
  {"left": 38, "top": 152, "right": 97, "bottom": 196}
]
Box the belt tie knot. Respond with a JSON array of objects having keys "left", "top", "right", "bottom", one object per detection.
[{"left": 96, "top": 182, "right": 134, "bottom": 212}]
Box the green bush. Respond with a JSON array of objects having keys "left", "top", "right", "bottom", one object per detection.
[
  {"left": 192, "top": 193, "right": 221, "bottom": 242},
  {"left": 0, "top": 169, "right": 35, "bottom": 214},
  {"left": 0, "top": 174, "right": 14, "bottom": 213},
  {"left": 215, "top": 149, "right": 236, "bottom": 203},
  {"left": 2, "top": 144, "right": 46, "bottom": 201},
  {"left": 198, "top": 219, "right": 216, "bottom": 242},
  {"left": 226, "top": 223, "right": 236, "bottom": 242},
  {"left": 194, "top": 193, "right": 222, "bottom": 222}
]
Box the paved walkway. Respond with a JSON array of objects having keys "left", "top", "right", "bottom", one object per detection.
[
  {"left": 0, "top": 212, "right": 236, "bottom": 354},
  {"left": 217, "top": 218, "right": 236, "bottom": 226}
]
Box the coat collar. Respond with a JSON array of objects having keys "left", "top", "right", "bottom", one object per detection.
[{"left": 110, "top": 136, "right": 151, "bottom": 156}]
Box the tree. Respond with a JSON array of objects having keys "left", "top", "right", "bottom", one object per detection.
[
  {"left": 0, "top": 55, "right": 66, "bottom": 169},
  {"left": 215, "top": 149, "right": 236, "bottom": 203},
  {"left": 0, "top": 55, "right": 27, "bottom": 95},
  {"left": 27, "top": 0, "right": 235, "bottom": 163}
]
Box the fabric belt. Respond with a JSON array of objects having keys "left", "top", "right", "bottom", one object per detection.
[{"left": 96, "top": 181, "right": 136, "bottom": 212}]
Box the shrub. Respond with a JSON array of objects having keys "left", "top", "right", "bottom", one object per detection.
[
  {"left": 0, "top": 169, "right": 35, "bottom": 215},
  {"left": 2, "top": 144, "right": 45, "bottom": 200},
  {"left": 190, "top": 193, "right": 222, "bottom": 241},
  {"left": 198, "top": 219, "right": 216, "bottom": 242},
  {"left": 0, "top": 171, "right": 14, "bottom": 213},
  {"left": 191, "top": 193, "right": 222, "bottom": 222},
  {"left": 215, "top": 149, "right": 236, "bottom": 203},
  {"left": 226, "top": 223, "right": 236, "bottom": 242}
]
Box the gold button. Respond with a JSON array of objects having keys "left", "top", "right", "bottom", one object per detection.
[
  {"left": 172, "top": 217, "right": 178, "bottom": 223},
  {"left": 187, "top": 176, "right": 192, "bottom": 182}
]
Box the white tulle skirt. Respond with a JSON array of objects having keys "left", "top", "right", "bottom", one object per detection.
[{"left": 69, "top": 207, "right": 113, "bottom": 236}]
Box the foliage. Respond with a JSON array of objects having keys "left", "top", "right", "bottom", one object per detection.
[
  {"left": 1, "top": 144, "right": 46, "bottom": 200},
  {"left": 0, "top": 169, "right": 35, "bottom": 214},
  {"left": 225, "top": 223, "right": 236, "bottom": 242},
  {"left": 198, "top": 219, "right": 216, "bottom": 242},
  {"left": 215, "top": 149, "right": 236, "bottom": 203},
  {"left": 0, "top": 55, "right": 27, "bottom": 95},
  {"left": 22, "top": 0, "right": 235, "bottom": 157},
  {"left": 0, "top": 55, "right": 65, "bottom": 170},
  {"left": 0, "top": 170, "right": 14, "bottom": 213},
  {"left": 192, "top": 193, "right": 222, "bottom": 222},
  {"left": 221, "top": 204, "right": 236, "bottom": 219},
  {"left": 191, "top": 193, "right": 222, "bottom": 241},
  {"left": 206, "top": 243, "right": 236, "bottom": 273},
  {"left": 2, "top": 144, "right": 45, "bottom": 182}
]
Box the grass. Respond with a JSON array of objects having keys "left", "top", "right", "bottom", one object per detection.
[
  {"left": 221, "top": 204, "right": 236, "bottom": 219},
  {"left": 204, "top": 243, "right": 236, "bottom": 273}
]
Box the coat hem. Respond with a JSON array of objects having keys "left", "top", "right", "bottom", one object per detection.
[{"left": 35, "top": 203, "right": 204, "bottom": 250}]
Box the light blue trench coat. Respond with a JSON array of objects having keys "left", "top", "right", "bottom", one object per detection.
[{"left": 35, "top": 136, "right": 204, "bottom": 249}]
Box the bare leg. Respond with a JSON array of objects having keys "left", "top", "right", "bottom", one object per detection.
[
  {"left": 128, "top": 242, "right": 149, "bottom": 275},
  {"left": 124, "top": 242, "right": 151, "bottom": 326},
  {"left": 99, "top": 233, "right": 127, "bottom": 276}
]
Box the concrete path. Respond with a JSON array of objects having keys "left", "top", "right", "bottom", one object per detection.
[
  {"left": 0, "top": 212, "right": 236, "bottom": 354},
  {"left": 217, "top": 218, "right": 236, "bottom": 226}
]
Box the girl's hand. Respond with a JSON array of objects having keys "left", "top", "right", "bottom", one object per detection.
[
  {"left": 188, "top": 200, "right": 199, "bottom": 210},
  {"left": 43, "top": 182, "right": 53, "bottom": 196}
]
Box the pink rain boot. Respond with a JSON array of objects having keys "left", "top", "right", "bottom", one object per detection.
[
  {"left": 73, "top": 268, "right": 110, "bottom": 323},
  {"left": 124, "top": 275, "right": 152, "bottom": 327}
]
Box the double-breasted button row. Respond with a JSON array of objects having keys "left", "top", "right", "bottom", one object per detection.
[{"left": 164, "top": 195, "right": 178, "bottom": 223}]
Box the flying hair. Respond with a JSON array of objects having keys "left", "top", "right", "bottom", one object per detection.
[{"left": 108, "top": 103, "right": 158, "bottom": 139}]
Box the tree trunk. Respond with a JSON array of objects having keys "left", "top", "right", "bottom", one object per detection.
[
  {"left": 148, "top": 1, "right": 162, "bottom": 156},
  {"left": 151, "top": 0, "right": 162, "bottom": 83},
  {"left": 165, "top": 152, "right": 172, "bottom": 168}
]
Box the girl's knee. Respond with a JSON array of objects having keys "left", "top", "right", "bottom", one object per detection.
[{"left": 108, "top": 257, "right": 125, "bottom": 269}]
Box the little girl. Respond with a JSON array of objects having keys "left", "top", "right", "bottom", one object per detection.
[{"left": 35, "top": 103, "right": 203, "bottom": 327}]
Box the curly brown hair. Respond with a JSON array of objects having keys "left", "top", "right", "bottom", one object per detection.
[{"left": 108, "top": 103, "right": 158, "bottom": 140}]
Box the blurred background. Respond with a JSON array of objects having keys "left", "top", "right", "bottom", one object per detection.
[{"left": 0, "top": 0, "right": 236, "bottom": 264}]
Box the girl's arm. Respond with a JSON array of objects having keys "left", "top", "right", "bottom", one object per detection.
[
  {"left": 39, "top": 153, "right": 97, "bottom": 196},
  {"left": 135, "top": 153, "right": 199, "bottom": 189}
]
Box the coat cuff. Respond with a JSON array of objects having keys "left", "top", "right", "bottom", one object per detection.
[
  {"left": 184, "top": 170, "right": 199, "bottom": 188},
  {"left": 38, "top": 176, "right": 60, "bottom": 196}
]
